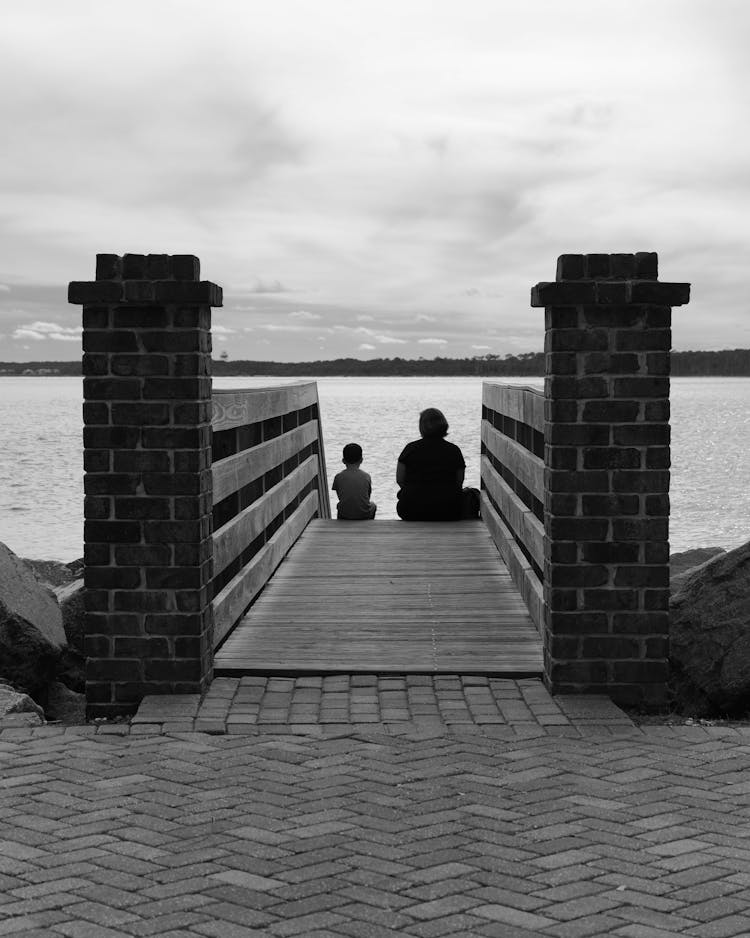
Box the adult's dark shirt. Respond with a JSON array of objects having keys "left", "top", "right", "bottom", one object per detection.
[{"left": 396, "top": 437, "right": 465, "bottom": 521}]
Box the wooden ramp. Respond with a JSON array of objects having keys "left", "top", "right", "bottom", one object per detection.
[{"left": 214, "top": 519, "right": 543, "bottom": 675}]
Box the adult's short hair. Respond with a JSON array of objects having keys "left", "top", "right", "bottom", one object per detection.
[
  {"left": 342, "top": 442, "right": 363, "bottom": 463},
  {"left": 419, "top": 408, "right": 449, "bottom": 439}
]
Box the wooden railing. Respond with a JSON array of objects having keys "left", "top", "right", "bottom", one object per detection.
[
  {"left": 480, "top": 383, "right": 545, "bottom": 633},
  {"left": 210, "top": 382, "right": 330, "bottom": 648}
]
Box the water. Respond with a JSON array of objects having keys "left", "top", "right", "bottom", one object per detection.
[{"left": 1, "top": 376, "right": 748, "bottom": 561}]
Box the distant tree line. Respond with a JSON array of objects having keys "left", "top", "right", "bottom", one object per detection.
[
  {"left": 670, "top": 349, "right": 750, "bottom": 376},
  {"left": 211, "top": 352, "right": 546, "bottom": 377},
  {"left": 3, "top": 348, "right": 750, "bottom": 377}
]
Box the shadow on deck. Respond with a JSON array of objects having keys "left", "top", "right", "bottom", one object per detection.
[{"left": 214, "top": 519, "right": 544, "bottom": 676}]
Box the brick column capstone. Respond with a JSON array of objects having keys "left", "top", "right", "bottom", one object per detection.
[
  {"left": 531, "top": 252, "right": 689, "bottom": 708},
  {"left": 69, "top": 253, "right": 222, "bottom": 719}
]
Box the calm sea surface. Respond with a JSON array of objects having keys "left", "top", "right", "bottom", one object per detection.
[{"left": 1, "top": 376, "right": 748, "bottom": 561}]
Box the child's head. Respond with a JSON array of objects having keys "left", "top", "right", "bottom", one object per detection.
[{"left": 342, "top": 442, "right": 363, "bottom": 466}]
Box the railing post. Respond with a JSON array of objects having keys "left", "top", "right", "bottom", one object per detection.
[
  {"left": 532, "top": 253, "right": 690, "bottom": 707},
  {"left": 69, "top": 254, "right": 222, "bottom": 719}
]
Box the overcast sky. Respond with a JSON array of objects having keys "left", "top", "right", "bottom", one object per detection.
[{"left": 1, "top": 0, "right": 748, "bottom": 362}]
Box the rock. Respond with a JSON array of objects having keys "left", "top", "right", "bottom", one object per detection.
[
  {"left": 54, "top": 579, "right": 85, "bottom": 657},
  {"left": 0, "top": 683, "right": 45, "bottom": 723},
  {"left": 22, "top": 557, "right": 78, "bottom": 588},
  {"left": 66, "top": 557, "right": 84, "bottom": 579},
  {"left": 671, "top": 539, "right": 750, "bottom": 713},
  {"left": 51, "top": 580, "right": 85, "bottom": 693},
  {"left": 0, "top": 541, "right": 67, "bottom": 696},
  {"left": 45, "top": 681, "right": 85, "bottom": 724},
  {"left": 670, "top": 546, "right": 726, "bottom": 585},
  {"left": 56, "top": 647, "right": 85, "bottom": 694},
  {"left": 0, "top": 711, "right": 45, "bottom": 728}
]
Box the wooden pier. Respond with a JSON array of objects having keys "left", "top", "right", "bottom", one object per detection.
[
  {"left": 214, "top": 519, "right": 543, "bottom": 675},
  {"left": 72, "top": 250, "right": 685, "bottom": 717}
]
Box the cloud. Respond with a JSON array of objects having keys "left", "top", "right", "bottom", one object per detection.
[
  {"left": 248, "top": 280, "right": 291, "bottom": 294},
  {"left": 373, "top": 334, "right": 406, "bottom": 345},
  {"left": 0, "top": 284, "right": 10, "bottom": 292},
  {"left": 212, "top": 323, "right": 237, "bottom": 343},
  {"left": 0, "top": 32, "right": 304, "bottom": 216},
  {"left": 12, "top": 320, "right": 82, "bottom": 342},
  {"left": 14, "top": 329, "right": 79, "bottom": 342},
  {"left": 289, "top": 310, "right": 321, "bottom": 321},
  {"left": 259, "top": 323, "right": 307, "bottom": 333},
  {"left": 418, "top": 337, "right": 447, "bottom": 346},
  {"left": 426, "top": 135, "right": 449, "bottom": 159},
  {"left": 472, "top": 344, "right": 491, "bottom": 350},
  {"left": 557, "top": 100, "right": 614, "bottom": 131},
  {"left": 0, "top": 3, "right": 746, "bottom": 355},
  {"left": 358, "top": 343, "right": 376, "bottom": 351},
  {"left": 336, "top": 324, "right": 408, "bottom": 345}
]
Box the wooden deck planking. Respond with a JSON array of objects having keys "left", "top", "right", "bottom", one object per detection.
[{"left": 214, "top": 519, "right": 543, "bottom": 675}]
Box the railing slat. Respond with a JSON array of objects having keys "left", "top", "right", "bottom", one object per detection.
[
  {"left": 482, "top": 383, "right": 544, "bottom": 433},
  {"left": 212, "top": 491, "right": 319, "bottom": 648},
  {"left": 481, "top": 422, "right": 545, "bottom": 503},
  {"left": 212, "top": 421, "right": 319, "bottom": 504},
  {"left": 526, "top": 388, "right": 544, "bottom": 433},
  {"left": 212, "top": 382, "right": 319, "bottom": 431},
  {"left": 481, "top": 456, "right": 544, "bottom": 571},
  {"left": 213, "top": 456, "right": 318, "bottom": 575},
  {"left": 481, "top": 492, "right": 544, "bottom": 635}
]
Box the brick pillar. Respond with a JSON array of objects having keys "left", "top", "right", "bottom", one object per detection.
[
  {"left": 531, "top": 252, "right": 689, "bottom": 708},
  {"left": 69, "top": 254, "right": 222, "bottom": 719}
]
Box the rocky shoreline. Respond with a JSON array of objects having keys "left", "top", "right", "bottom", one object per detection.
[
  {"left": 0, "top": 545, "right": 85, "bottom": 727},
  {"left": 2, "top": 540, "right": 750, "bottom": 728}
]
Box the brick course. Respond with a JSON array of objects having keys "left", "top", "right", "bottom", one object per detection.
[
  {"left": 532, "top": 252, "right": 690, "bottom": 706},
  {"left": 69, "top": 253, "right": 222, "bottom": 719}
]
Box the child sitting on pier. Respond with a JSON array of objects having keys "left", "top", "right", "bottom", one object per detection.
[{"left": 332, "top": 443, "right": 377, "bottom": 520}]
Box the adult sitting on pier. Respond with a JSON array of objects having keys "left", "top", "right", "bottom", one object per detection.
[{"left": 396, "top": 408, "right": 478, "bottom": 521}]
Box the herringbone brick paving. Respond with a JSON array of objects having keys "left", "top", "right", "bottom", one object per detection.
[
  {"left": 3, "top": 681, "right": 750, "bottom": 935},
  {"left": 125, "top": 677, "right": 633, "bottom": 737}
]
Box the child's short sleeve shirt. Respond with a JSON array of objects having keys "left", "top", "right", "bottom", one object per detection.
[{"left": 332, "top": 467, "right": 373, "bottom": 520}]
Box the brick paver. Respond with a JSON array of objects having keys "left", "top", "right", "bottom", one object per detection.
[
  {"left": 129, "top": 678, "right": 633, "bottom": 737},
  {"left": 2, "top": 679, "right": 750, "bottom": 935}
]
